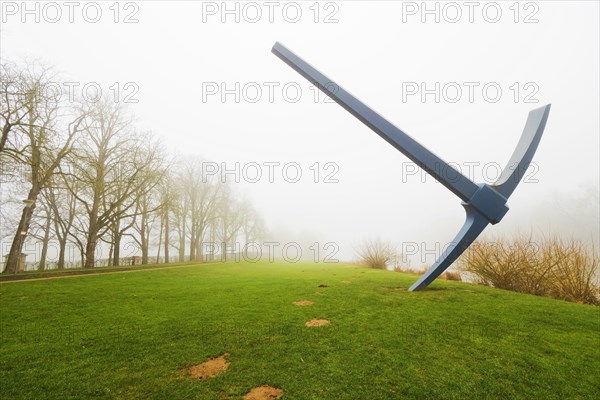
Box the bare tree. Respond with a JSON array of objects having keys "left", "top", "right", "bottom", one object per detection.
[
  {"left": 216, "top": 185, "right": 243, "bottom": 261},
  {"left": 239, "top": 200, "right": 266, "bottom": 246},
  {"left": 183, "top": 159, "right": 220, "bottom": 262},
  {"left": 27, "top": 189, "right": 53, "bottom": 270},
  {"left": 45, "top": 168, "right": 80, "bottom": 269},
  {"left": 131, "top": 182, "right": 164, "bottom": 264},
  {"left": 1, "top": 61, "right": 85, "bottom": 274},
  {"left": 157, "top": 173, "right": 176, "bottom": 263},
  {"left": 171, "top": 177, "right": 188, "bottom": 263},
  {"left": 63, "top": 100, "right": 162, "bottom": 268}
]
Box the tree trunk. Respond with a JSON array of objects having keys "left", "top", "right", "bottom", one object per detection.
[
  {"left": 197, "top": 238, "right": 203, "bottom": 263},
  {"left": 164, "top": 209, "right": 170, "bottom": 263},
  {"left": 142, "top": 240, "right": 148, "bottom": 264},
  {"left": 179, "top": 220, "right": 185, "bottom": 262},
  {"left": 141, "top": 211, "right": 148, "bottom": 264},
  {"left": 108, "top": 242, "right": 114, "bottom": 267},
  {"left": 189, "top": 223, "right": 196, "bottom": 261},
  {"left": 3, "top": 191, "right": 37, "bottom": 274},
  {"left": 38, "top": 215, "right": 51, "bottom": 270},
  {"left": 113, "top": 232, "right": 122, "bottom": 266},
  {"left": 209, "top": 223, "right": 216, "bottom": 261},
  {"left": 80, "top": 246, "right": 85, "bottom": 268},
  {"left": 222, "top": 241, "right": 227, "bottom": 261},
  {"left": 197, "top": 220, "right": 208, "bottom": 263},
  {"left": 84, "top": 227, "right": 98, "bottom": 268},
  {"left": 156, "top": 217, "right": 163, "bottom": 263},
  {"left": 57, "top": 238, "right": 66, "bottom": 269},
  {"left": 0, "top": 123, "right": 11, "bottom": 154}
]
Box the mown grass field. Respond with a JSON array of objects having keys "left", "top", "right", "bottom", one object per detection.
[{"left": 0, "top": 261, "right": 598, "bottom": 399}]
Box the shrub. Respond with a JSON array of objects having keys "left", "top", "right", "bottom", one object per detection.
[
  {"left": 356, "top": 238, "right": 396, "bottom": 269},
  {"left": 393, "top": 266, "right": 427, "bottom": 275},
  {"left": 458, "top": 235, "right": 599, "bottom": 305},
  {"left": 546, "top": 240, "right": 599, "bottom": 305},
  {"left": 443, "top": 270, "right": 462, "bottom": 281}
]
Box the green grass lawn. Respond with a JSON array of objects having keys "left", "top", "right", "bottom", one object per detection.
[
  {"left": 0, "top": 261, "right": 201, "bottom": 282},
  {"left": 1, "top": 261, "right": 598, "bottom": 399}
]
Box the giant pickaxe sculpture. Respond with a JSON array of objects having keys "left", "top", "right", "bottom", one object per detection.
[{"left": 272, "top": 42, "right": 551, "bottom": 291}]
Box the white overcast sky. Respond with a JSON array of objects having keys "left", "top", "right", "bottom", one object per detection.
[{"left": 1, "top": 1, "right": 598, "bottom": 262}]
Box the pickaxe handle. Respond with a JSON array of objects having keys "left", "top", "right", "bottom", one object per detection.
[{"left": 272, "top": 42, "right": 479, "bottom": 203}]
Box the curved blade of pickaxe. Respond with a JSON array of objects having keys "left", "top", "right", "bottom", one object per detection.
[
  {"left": 408, "top": 205, "right": 490, "bottom": 291},
  {"left": 271, "top": 42, "right": 551, "bottom": 291},
  {"left": 493, "top": 105, "right": 551, "bottom": 198}
]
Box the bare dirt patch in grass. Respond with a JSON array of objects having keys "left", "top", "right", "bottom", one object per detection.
[
  {"left": 188, "top": 353, "right": 230, "bottom": 379},
  {"left": 243, "top": 385, "right": 283, "bottom": 400},
  {"left": 314, "top": 291, "right": 326, "bottom": 296},
  {"left": 293, "top": 300, "right": 314, "bottom": 306},
  {"left": 305, "top": 319, "right": 330, "bottom": 327},
  {"left": 318, "top": 284, "right": 329, "bottom": 288}
]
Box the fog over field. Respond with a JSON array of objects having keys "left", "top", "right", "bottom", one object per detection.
[{"left": 1, "top": 1, "right": 598, "bottom": 265}]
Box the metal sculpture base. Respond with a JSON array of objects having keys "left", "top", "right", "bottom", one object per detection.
[{"left": 271, "top": 42, "right": 551, "bottom": 291}]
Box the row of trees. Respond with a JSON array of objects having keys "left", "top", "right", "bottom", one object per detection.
[{"left": 1, "top": 60, "right": 265, "bottom": 273}]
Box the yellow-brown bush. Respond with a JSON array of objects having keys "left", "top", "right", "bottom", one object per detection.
[
  {"left": 356, "top": 238, "right": 396, "bottom": 269},
  {"left": 458, "top": 236, "right": 599, "bottom": 305},
  {"left": 392, "top": 266, "right": 462, "bottom": 281},
  {"left": 443, "top": 270, "right": 462, "bottom": 281}
]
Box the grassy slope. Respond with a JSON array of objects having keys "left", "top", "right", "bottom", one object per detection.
[{"left": 0, "top": 261, "right": 598, "bottom": 400}]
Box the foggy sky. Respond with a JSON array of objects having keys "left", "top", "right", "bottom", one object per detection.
[{"left": 1, "top": 1, "right": 598, "bottom": 263}]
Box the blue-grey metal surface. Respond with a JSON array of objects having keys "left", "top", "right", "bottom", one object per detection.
[
  {"left": 272, "top": 42, "right": 478, "bottom": 203},
  {"left": 271, "top": 42, "right": 551, "bottom": 291},
  {"left": 492, "top": 106, "right": 551, "bottom": 198},
  {"left": 408, "top": 204, "right": 490, "bottom": 290}
]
